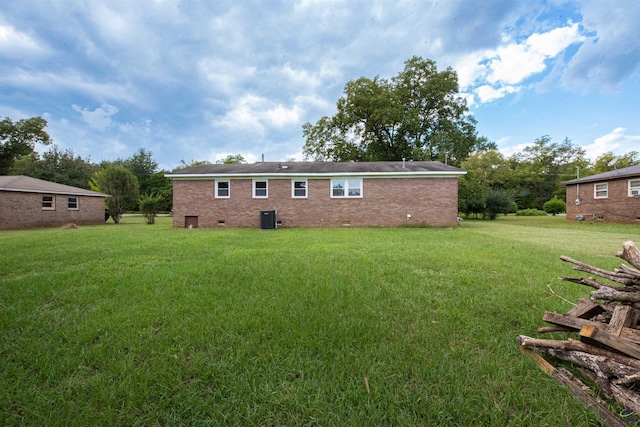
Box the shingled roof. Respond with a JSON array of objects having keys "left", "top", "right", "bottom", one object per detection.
[
  {"left": 0, "top": 175, "right": 110, "bottom": 197},
  {"left": 167, "top": 161, "right": 466, "bottom": 178},
  {"left": 562, "top": 164, "right": 640, "bottom": 185}
]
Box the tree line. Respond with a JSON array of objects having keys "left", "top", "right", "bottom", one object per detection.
[{"left": 2, "top": 56, "right": 638, "bottom": 222}]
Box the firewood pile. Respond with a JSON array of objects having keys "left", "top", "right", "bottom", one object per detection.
[{"left": 518, "top": 241, "right": 640, "bottom": 425}]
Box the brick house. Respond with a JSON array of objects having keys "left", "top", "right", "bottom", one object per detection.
[
  {"left": 563, "top": 164, "right": 640, "bottom": 223},
  {"left": 0, "top": 175, "right": 110, "bottom": 230},
  {"left": 166, "top": 161, "right": 466, "bottom": 228}
]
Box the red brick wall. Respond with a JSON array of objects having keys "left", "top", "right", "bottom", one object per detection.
[
  {"left": 566, "top": 178, "right": 640, "bottom": 223},
  {"left": 172, "top": 177, "right": 459, "bottom": 228},
  {"left": 0, "top": 192, "right": 107, "bottom": 230}
]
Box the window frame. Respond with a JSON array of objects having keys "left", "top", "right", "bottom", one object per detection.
[
  {"left": 253, "top": 179, "right": 268, "bottom": 198},
  {"left": 215, "top": 180, "right": 230, "bottom": 198},
  {"left": 629, "top": 179, "right": 640, "bottom": 197},
  {"left": 42, "top": 195, "right": 55, "bottom": 210},
  {"left": 292, "top": 179, "right": 308, "bottom": 198},
  {"left": 331, "top": 178, "right": 363, "bottom": 198},
  {"left": 594, "top": 182, "right": 608, "bottom": 199},
  {"left": 67, "top": 196, "right": 79, "bottom": 210}
]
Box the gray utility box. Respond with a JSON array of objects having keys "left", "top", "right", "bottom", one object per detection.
[{"left": 260, "top": 210, "right": 277, "bottom": 229}]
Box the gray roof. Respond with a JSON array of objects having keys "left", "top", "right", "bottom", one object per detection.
[
  {"left": 0, "top": 175, "right": 110, "bottom": 197},
  {"left": 563, "top": 164, "right": 640, "bottom": 185},
  {"left": 167, "top": 161, "right": 466, "bottom": 178}
]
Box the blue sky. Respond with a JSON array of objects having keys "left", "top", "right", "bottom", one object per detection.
[{"left": 2, "top": 0, "right": 639, "bottom": 171}]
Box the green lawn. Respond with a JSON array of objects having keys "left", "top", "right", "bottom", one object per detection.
[{"left": 1, "top": 216, "right": 638, "bottom": 426}]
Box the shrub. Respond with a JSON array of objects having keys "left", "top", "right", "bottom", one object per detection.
[
  {"left": 485, "top": 188, "right": 515, "bottom": 220},
  {"left": 516, "top": 209, "right": 548, "bottom": 216},
  {"left": 139, "top": 193, "right": 164, "bottom": 225},
  {"left": 543, "top": 196, "right": 566, "bottom": 216}
]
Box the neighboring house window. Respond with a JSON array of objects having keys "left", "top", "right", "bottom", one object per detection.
[
  {"left": 253, "top": 179, "right": 268, "bottom": 198},
  {"left": 594, "top": 183, "right": 608, "bottom": 199},
  {"left": 292, "top": 179, "right": 307, "bottom": 198},
  {"left": 331, "top": 178, "right": 362, "bottom": 198},
  {"left": 629, "top": 179, "right": 640, "bottom": 196},
  {"left": 67, "top": 197, "right": 79, "bottom": 210},
  {"left": 215, "top": 180, "right": 230, "bottom": 198},
  {"left": 42, "top": 195, "right": 55, "bottom": 210}
]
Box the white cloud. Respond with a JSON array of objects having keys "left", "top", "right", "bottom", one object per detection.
[
  {"left": 72, "top": 103, "right": 119, "bottom": 131},
  {"left": 457, "top": 22, "right": 585, "bottom": 103},
  {"left": 474, "top": 85, "right": 519, "bottom": 103},
  {"left": 583, "top": 128, "right": 640, "bottom": 160},
  {"left": 0, "top": 25, "right": 48, "bottom": 57},
  {"left": 213, "top": 95, "right": 302, "bottom": 133}
]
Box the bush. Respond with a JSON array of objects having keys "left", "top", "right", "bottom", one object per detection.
[
  {"left": 516, "top": 209, "right": 548, "bottom": 216},
  {"left": 139, "top": 193, "right": 164, "bottom": 225},
  {"left": 485, "top": 188, "right": 515, "bottom": 220},
  {"left": 543, "top": 196, "right": 566, "bottom": 216}
]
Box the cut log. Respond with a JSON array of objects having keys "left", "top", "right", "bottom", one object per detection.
[
  {"left": 617, "top": 263, "right": 640, "bottom": 279},
  {"left": 580, "top": 325, "right": 640, "bottom": 360},
  {"left": 560, "top": 255, "right": 640, "bottom": 285},
  {"left": 542, "top": 348, "right": 638, "bottom": 379},
  {"left": 591, "top": 288, "right": 640, "bottom": 304},
  {"left": 614, "top": 373, "right": 640, "bottom": 386},
  {"left": 517, "top": 336, "right": 640, "bottom": 370},
  {"left": 542, "top": 311, "right": 640, "bottom": 344},
  {"left": 537, "top": 326, "right": 575, "bottom": 333},
  {"left": 610, "top": 384, "right": 640, "bottom": 417},
  {"left": 566, "top": 300, "right": 606, "bottom": 319},
  {"left": 616, "top": 241, "right": 640, "bottom": 270},
  {"left": 608, "top": 305, "right": 639, "bottom": 336},
  {"left": 521, "top": 347, "right": 628, "bottom": 427}
]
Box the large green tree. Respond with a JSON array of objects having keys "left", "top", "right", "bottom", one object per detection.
[
  {"left": 11, "top": 145, "right": 97, "bottom": 189},
  {"left": 90, "top": 166, "right": 139, "bottom": 224},
  {"left": 510, "top": 136, "right": 588, "bottom": 209},
  {"left": 591, "top": 151, "right": 639, "bottom": 175},
  {"left": 302, "top": 56, "right": 494, "bottom": 164},
  {"left": 216, "top": 154, "right": 246, "bottom": 164},
  {"left": 0, "top": 116, "right": 51, "bottom": 174}
]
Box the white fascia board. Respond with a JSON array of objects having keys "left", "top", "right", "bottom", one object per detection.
[{"left": 166, "top": 171, "right": 467, "bottom": 180}]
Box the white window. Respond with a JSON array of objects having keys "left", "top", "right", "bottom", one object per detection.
[
  {"left": 594, "top": 183, "right": 608, "bottom": 199},
  {"left": 67, "top": 197, "right": 78, "bottom": 210},
  {"left": 331, "top": 178, "right": 362, "bottom": 198},
  {"left": 42, "top": 195, "right": 55, "bottom": 210},
  {"left": 215, "top": 180, "right": 230, "bottom": 198},
  {"left": 629, "top": 179, "right": 640, "bottom": 197},
  {"left": 292, "top": 179, "right": 307, "bottom": 198},
  {"left": 253, "top": 179, "right": 268, "bottom": 198}
]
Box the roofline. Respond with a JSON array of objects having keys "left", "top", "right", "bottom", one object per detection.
[
  {"left": 0, "top": 186, "right": 110, "bottom": 197},
  {"left": 166, "top": 171, "right": 467, "bottom": 179}
]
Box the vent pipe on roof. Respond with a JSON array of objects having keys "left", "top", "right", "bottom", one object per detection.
[
  {"left": 402, "top": 158, "right": 405, "bottom": 168},
  {"left": 261, "top": 154, "right": 264, "bottom": 163}
]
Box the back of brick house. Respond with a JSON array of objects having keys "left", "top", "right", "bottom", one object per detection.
[
  {"left": 167, "top": 161, "right": 466, "bottom": 228},
  {"left": 563, "top": 164, "right": 640, "bottom": 223},
  {"left": 0, "top": 176, "right": 109, "bottom": 230}
]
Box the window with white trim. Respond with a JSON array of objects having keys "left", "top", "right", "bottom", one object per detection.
[
  {"left": 67, "top": 197, "right": 78, "bottom": 210},
  {"left": 331, "top": 178, "right": 362, "bottom": 198},
  {"left": 629, "top": 179, "right": 640, "bottom": 197},
  {"left": 253, "top": 179, "right": 268, "bottom": 198},
  {"left": 215, "top": 180, "right": 230, "bottom": 198},
  {"left": 292, "top": 179, "right": 307, "bottom": 198},
  {"left": 594, "top": 183, "right": 608, "bottom": 199},
  {"left": 42, "top": 195, "right": 55, "bottom": 210}
]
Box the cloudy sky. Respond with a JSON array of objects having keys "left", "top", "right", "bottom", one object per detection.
[{"left": 2, "top": 0, "right": 639, "bottom": 170}]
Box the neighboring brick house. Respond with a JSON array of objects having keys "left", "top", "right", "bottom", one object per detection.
[
  {"left": 563, "top": 164, "right": 640, "bottom": 223},
  {"left": 166, "top": 161, "right": 466, "bottom": 228},
  {"left": 0, "top": 175, "right": 110, "bottom": 230}
]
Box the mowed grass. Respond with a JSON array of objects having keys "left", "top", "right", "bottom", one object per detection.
[{"left": 1, "top": 216, "right": 639, "bottom": 426}]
